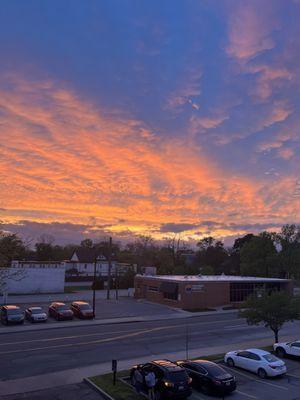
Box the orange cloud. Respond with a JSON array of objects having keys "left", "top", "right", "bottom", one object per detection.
[{"left": 0, "top": 75, "right": 298, "bottom": 241}]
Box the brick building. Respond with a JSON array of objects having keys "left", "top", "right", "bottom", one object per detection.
[{"left": 134, "top": 275, "right": 293, "bottom": 310}]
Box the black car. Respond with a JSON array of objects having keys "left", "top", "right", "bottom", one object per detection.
[
  {"left": 130, "top": 359, "right": 192, "bottom": 399},
  {"left": 177, "top": 360, "right": 236, "bottom": 395},
  {"left": 0, "top": 305, "right": 24, "bottom": 325}
]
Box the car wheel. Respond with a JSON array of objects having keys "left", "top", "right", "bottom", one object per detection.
[
  {"left": 258, "top": 368, "right": 267, "bottom": 379},
  {"left": 276, "top": 347, "right": 286, "bottom": 358},
  {"left": 227, "top": 358, "right": 235, "bottom": 367}
]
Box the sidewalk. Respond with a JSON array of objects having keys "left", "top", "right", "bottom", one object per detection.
[{"left": 0, "top": 334, "right": 296, "bottom": 396}]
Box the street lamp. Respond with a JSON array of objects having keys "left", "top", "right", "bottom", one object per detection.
[{"left": 92, "top": 256, "right": 97, "bottom": 317}]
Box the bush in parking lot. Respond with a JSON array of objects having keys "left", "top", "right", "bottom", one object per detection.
[{"left": 239, "top": 291, "right": 300, "bottom": 342}]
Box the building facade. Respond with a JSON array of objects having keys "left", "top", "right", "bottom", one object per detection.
[
  {"left": 3, "top": 261, "right": 65, "bottom": 294},
  {"left": 134, "top": 275, "right": 293, "bottom": 310}
]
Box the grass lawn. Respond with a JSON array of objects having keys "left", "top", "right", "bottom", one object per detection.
[{"left": 90, "top": 371, "right": 144, "bottom": 400}]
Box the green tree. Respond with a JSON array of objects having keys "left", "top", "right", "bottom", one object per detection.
[
  {"left": 240, "top": 232, "right": 278, "bottom": 277},
  {"left": 276, "top": 224, "right": 300, "bottom": 279},
  {"left": 0, "top": 232, "right": 27, "bottom": 267},
  {"left": 239, "top": 291, "right": 300, "bottom": 342},
  {"left": 80, "top": 238, "right": 94, "bottom": 248},
  {"left": 195, "top": 237, "right": 229, "bottom": 274}
]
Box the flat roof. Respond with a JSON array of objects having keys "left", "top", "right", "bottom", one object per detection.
[{"left": 136, "top": 274, "right": 290, "bottom": 283}]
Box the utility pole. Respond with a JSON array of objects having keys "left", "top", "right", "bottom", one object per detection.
[
  {"left": 92, "top": 256, "right": 97, "bottom": 317},
  {"left": 115, "top": 264, "right": 119, "bottom": 301},
  {"left": 107, "top": 236, "right": 112, "bottom": 300},
  {"left": 185, "top": 324, "right": 189, "bottom": 359}
]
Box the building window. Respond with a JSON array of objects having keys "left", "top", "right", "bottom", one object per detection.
[
  {"left": 148, "top": 286, "right": 159, "bottom": 292},
  {"left": 85, "top": 264, "right": 87, "bottom": 269},
  {"left": 230, "top": 282, "right": 281, "bottom": 303}
]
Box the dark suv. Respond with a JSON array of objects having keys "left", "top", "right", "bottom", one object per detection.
[
  {"left": 130, "top": 359, "right": 192, "bottom": 399},
  {"left": 0, "top": 305, "right": 24, "bottom": 325}
]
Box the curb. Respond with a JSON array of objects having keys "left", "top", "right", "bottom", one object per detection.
[{"left": 84, "top": 377, "right": 115, "bottom": 400}]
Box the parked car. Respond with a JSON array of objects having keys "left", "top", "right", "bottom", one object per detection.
[
  {"left": 48, "top": 302, "right": 73, "bottom": 321},
  {"left": 70, "top": 301, "right": 94, "bottom": 319},
  {"left": 224, "top": 348, "right": 286, "bottom": 378},
  {"left": 177, "top": 359, "right": 236, "bottom": 395},
  {"left": 274, "top": 340, "right": 300, "bottom": 358},
  {"left": 130, "top": 359, "right": 192, "bottom": 399},
  {"left": 25, "top": 307, "right": 47, "bottom": 323},
  {"left": 0, "top": 305, "right": 24, "bottom": 325}
]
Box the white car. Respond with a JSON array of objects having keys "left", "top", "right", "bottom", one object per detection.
[
  {"left": 274, "top": 341, "right": 300, "bottom": 358},
  {"left": 224, "top": 348, "right": 286, "bottom": 378},
  {"left": 25, "top": 307, "right": 48, "bottom": 323}
]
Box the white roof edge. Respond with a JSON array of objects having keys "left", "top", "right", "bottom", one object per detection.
[{"left": 135, "top": 274, "right": 291, "bottom": 282}]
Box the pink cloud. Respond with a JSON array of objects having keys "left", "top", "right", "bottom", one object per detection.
[{"left": 227, "top": 1, "right": 277, "bottom": 61}]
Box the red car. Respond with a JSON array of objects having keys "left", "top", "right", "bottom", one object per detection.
[
  {"left": 71, "top": 301, "right": 94, "bottom": 319},
  {"left": 48, "top": 302, "right": 74, "bottom": 321}
]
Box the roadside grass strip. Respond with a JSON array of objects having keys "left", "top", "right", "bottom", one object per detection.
[{"left": 89, "top": 371, "right": 144, "bottom": 400}]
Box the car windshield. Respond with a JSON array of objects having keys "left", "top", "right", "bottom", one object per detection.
[
  {"left": 57, "top": 305, "right": 68, "bottom": 311},
  {"left": 7, "top": 309, "right": 21, "bottom": 315},
  {"left": 204, "top": 364, "right": 227, "bottom": 376},
  {"left": 31, "top": 308, "right": 43, "bottom": 314},
  {"left": 79, "top": 304, "right": 92, "bottom": 310},
  {"left": 169, "top": 371, "right": 188, "bottom": 383},
  {"left": 263, "top": 354, "right": 279, "bottom": 363}
]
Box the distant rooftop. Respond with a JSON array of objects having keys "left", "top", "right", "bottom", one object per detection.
[{"left": 136, "top": 274, "right": 290, "bottom": 282}]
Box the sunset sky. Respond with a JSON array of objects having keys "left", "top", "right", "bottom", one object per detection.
[{"left": 0, "top": 0, "right": 300, "bottom": 245}]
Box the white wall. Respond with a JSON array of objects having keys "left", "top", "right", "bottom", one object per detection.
[{"left": 1, "top": 267, "right": 65, "bottom": 294}]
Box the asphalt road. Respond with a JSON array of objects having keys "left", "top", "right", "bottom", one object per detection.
[{"left": 1, "top": 313, "right": 300, "bottom": 381}]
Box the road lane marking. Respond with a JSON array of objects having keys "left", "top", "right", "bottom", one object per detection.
[
  {"left": 0, "top": 324, "right": 200, "bottom": 355},
  {"left": 236, "top": 390, "right": 258, "bottom": 399},
  {"left": 0, "top": 328, "right": 142, "bottom": 346},
  {"left": 221, "top": 365, "right": 288, "bottom": 391},
  {"left": 0, "top": 318, "right": 240, "bottom": 347}
]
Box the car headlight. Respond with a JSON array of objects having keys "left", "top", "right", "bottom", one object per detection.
[{"left": 164, "top": 381, "right": 174, "bottom": 388}]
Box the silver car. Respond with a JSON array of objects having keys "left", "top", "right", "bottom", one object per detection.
[{"left": 25, "top": 307, "right": 48, "bottom": 323}]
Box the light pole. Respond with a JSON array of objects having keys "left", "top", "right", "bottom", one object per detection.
[
  {"left": 107, "top": 236, "right": 112, "bottom": 300},
  {"left": 92, "top": 256, "right": 97, "bottom": 317}
]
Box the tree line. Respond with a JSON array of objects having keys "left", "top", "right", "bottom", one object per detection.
[{"left": 0, "top": 224, "right": 300, "bottom": 279}]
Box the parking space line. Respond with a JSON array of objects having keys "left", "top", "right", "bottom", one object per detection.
[
  {"left": 287, "top": 373, "right": 300, "bottom": 378},
  {"left": 190, "top": 392, "right": 206, "bottom": 400},
  {"left": 222, "top": 365, "right": 289, "bottom": 391},
  {"left": 236, "top": 389, "right": 258, "bottom": 399}
]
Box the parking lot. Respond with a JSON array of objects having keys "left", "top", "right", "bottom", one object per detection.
[
  {"left": 124, "top": 357, "right": 300, "bottom": 400},
  {"left": 188, "top": 357, "right": 300, "bottom": 400}
]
